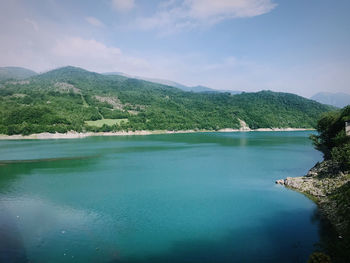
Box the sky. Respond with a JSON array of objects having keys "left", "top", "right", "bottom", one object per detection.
[{"left": 0, "top": 0, "right": 349, "bottom": 97}]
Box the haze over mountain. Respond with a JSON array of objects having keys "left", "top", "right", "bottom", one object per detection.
[
  {"left": 0, "top": 66, "right": 334, "bottom": 135},
  {"left": 311, "top": 92, "right": 350, "bottom": 108},
  {"left": 103, "top": 72, "right": 241, "bottom": 94},
  {"left": 0, "top": 67, "right": 37, "bottom": 81}
]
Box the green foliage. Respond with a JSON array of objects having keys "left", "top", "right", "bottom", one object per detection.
[
  {"left": 310, "top": 106, "right": 350, "bottom": 263},
  {"left": 99, "top": 108, "right": 129, "bottom": 119},
  {"left": 331, "top": 144, "right": 350, "bottom": 171},
  {"left": 307, "top": 252, "right": 331, "bottom": 263},
  {"left": 0, "top": 66, "right": 334, "bottom": 135},
  {"left": 326, "top": 181, "right": 350, "bottom": 263},
  {"left": 311, "top": 106, "right": 350, "bottom": 169},
  {"left": 0, "top": 66, "right": 37, "bottom": 81}
]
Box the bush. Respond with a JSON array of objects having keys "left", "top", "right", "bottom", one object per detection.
[
  {"left": 331, "top": 143, "right": 350, "bottom": 171},
  {"left": 308, "top": 252, "right": 331, "bottom": 263},
  {"left": 311, "top": 106, "right": 350, "bottom": 165}
]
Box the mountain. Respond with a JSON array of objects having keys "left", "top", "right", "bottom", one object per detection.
[
  {"left": 0, "top": 66, "right": 334, "bottom": 135},
  {"left": 0, "top": 67, "right": 37, "bottom": 81},
  {"left": 188, "top": 85, "right": 214, "bottom": 92},
  {"left": 103, "top": 72, "right": 193, "bottom": 90},
  {"left": 103, "top": 72, "right": 241, "bottom": 94},
  {"left": 311, "top": 92, "right": 350, "bottom": 108}
]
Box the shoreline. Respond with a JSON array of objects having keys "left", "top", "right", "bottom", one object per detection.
[
  {"left": 276, "top": 161, "right": 349, "bottom": 235},
  {"left": 0, "top": 128, "right": 314, "bottom": 140},
  {"left": 276, "top": 161, "right": 350, "bottom": 261}
]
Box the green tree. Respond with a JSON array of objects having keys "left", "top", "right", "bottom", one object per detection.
[{"left": 310, "top": 106, "right": 350, "bottom": 170}]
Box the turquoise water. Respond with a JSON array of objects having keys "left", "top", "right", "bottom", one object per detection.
[{"left": 0, "top": 132, "right": 322, "bottom": 263}]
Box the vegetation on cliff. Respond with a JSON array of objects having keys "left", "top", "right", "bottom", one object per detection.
[
  {"left": 0, "top": 66, "right": 334, "bottom": 135},
  {"left": 278, "top": 106, "right": 350, "bottom": 263},
  {"left": 310, "top": 106, "right": 350, "bottom": 263},
  {"left": 311, "top": 106, "right": 350, "bottom": 170}
]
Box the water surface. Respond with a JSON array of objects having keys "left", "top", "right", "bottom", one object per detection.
[{"left": 0, "top": 131, "right": 322, "bottom": 262}]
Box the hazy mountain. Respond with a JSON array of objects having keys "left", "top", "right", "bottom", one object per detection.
[
  {"left": 104, "top": 72, "right": 193, "bottom": 90},
  {"left": 311, "top": 92, "right": 350, "bottom": 108},
  {"left": 103, "top": 72, "right": 241, "bottom": 94},
  {"left": 0, "top": 67, "right": 37, "bottom": 81}
]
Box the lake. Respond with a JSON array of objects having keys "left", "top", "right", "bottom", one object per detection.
[{"left": 0, "top": 131, "right": 322, "bottom": 263}]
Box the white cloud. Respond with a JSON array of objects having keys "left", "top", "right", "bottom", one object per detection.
[
  {"left": 51, "top": 37, "right": 150, "bottom": 74},
  {"left": 137, "top": 0, "right": 277, "bottom": 32},
  {"left": 53, "top": 37, "right": 121, "bottom": 58},
  {"left": 188, "top": 0, "right": 277, "bottom": 19},
  {"left": 85, "top": 16, "right": 104, "bottom": 27},
  {"left": 0, "top": 1, "right": 149, "bottom": 74},
  {"left": 111, "top": 0, "right": 135, "bottom": 11},
  {"left": 24, "top": 18, "right": 39, "bottom": 31},
  {"left": 0, "top": 0, "right": 349, "bottom": 97}
]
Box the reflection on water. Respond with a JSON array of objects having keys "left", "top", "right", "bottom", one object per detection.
[
  {"left": 1, "top": 197, "right": 109, "bottom": 262},
  {"left": 0, "top": 132, "right": 322, "bottom": 262},
  {"left": 0, "top": 205, "right": 27, "bottom": 263}
]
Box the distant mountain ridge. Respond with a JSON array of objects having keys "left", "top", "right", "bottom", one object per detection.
[
  {"left": 103, "top": 72, "right": 241, "bottom": 94},
  {"left": 0, "top": 67, "right": 37, "bottom": 81},
  {"left": 311, "top": 92, "right": 350, "bottom": 108}
]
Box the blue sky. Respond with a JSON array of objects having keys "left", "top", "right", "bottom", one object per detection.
[{"left": 1, "top": 0, "right": 349, "bottom": 97}]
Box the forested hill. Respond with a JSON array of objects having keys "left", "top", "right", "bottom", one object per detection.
[{"left": 0, "top": 66, "right": 335, "bottom": 135}]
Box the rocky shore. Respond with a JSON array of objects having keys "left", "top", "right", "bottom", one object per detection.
[{"left": 276, "top": 160, "right": 350, "bottom": 236}]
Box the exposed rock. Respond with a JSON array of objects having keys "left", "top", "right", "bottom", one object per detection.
[
  {"left": 277, "top": 160, "right": 350, "bottom": 235},
  {"left": 54, "top": 82, "right": 81, "bottom": 94},
  {"left": 11, "top": 93, "right": 27, "bottom": 98},
  {"left": 284, "top": 176, "right": 327, "bottom": 197},
  {"left": 238, "top": 119, "right": 251, "bottom": 131},
  {"left": 6, "top": 80, "right": 30, "bottom": 85},
  {"left": 94, "top": 95, "right": 145, "bottom": 114},
  {"left": 275, "top": 179, "right": 285, "bottom": 185},
  {"left": 95, "top": 95, "right": 123, "bottom": 110}
]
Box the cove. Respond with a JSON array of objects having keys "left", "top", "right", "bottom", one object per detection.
[{"left": 0, "top": 131, "right": 322, "bottom": 263}]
